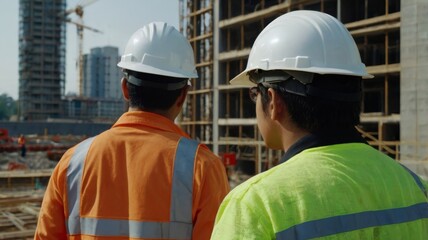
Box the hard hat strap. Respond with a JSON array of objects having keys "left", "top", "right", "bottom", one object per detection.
[
  {"left": 249, "top": 70, "right": 314, "bottom": 85},
  {"left": 124, "top": 73, "right": 189, "bottom": 90},
  {"left": 262, "top": 78, "right": 361, "bottom": 102},
  {"left": 249, "top": 70, "right": 294, "bottom": 84},
  {"left": 252, "top": 70, "right": 361, "bottom": 102}
]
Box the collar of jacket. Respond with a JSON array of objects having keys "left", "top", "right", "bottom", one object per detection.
[
  {"left": 113, "top": 111, "right": 190, "bottom": 138},
  {"left": 280, "top": 127, "right": 368, "bottom": 163}
]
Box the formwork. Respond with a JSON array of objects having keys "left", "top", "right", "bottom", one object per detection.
[{"left": 0, "top": 170, "right": 46, "bottom": 239}]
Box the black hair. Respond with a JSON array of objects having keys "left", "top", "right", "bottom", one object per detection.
[
  {"left": 124, "top": 70, "right": 187, "bottom": 111},
  {"left": 259, "top": 73, "right": 362, "bottom": 132}
]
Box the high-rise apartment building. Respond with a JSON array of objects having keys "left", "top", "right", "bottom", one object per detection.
[
  {"left": 18, "top": 0, "right": 66, "bottom": 121},
  {"left": 60, "top": 46, "right": 125, "bottom": 123},
  {"left": 178, "top": 0, "right": 428, "bottom": 177},
  {"left": 82, "top": 46, "right": 121, "bottom": 99}
]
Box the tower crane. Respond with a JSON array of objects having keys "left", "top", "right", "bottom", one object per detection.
[{"left": 62, "top": 0, "right": 102, "bottom": 96}]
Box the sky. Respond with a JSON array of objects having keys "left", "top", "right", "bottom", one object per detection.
[{"left": 0, "top": 0, "right": 180, "bottom": 100}]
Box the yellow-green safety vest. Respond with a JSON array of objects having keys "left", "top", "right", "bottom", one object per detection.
[{"left": 212, "top": 143, "right": 428, "bottom": 239}]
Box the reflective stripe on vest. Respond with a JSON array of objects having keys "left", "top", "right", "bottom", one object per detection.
[
  {"left": 66, "top": 136, "right": 199, "bottom": 239},
  {"left": 276, "top": 202, "right": 428, "bottom": 240}
]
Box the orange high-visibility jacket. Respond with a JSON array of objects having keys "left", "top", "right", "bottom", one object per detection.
[{"left": 35, "top": 111, "right": 230, "bottom": 240}]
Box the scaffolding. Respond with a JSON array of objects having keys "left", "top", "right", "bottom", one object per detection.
[{"left": 179, "top": 0, "right": 426, "bottom": 176}]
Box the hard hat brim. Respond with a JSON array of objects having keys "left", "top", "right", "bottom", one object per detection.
[
  {"left": 118, "top": 62, "right": 198, "bottom": 79},
  {"left": 229, "top": 70, "right": 255, "bottom": 87}
]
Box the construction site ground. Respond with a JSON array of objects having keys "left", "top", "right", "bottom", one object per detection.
[{"left": 0, "top": 150, "right": 57, "bottom": 240}]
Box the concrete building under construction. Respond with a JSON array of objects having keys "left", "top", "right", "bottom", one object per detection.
[
  {"left": 18, "top": 1, "right": 123, "bottom": 123},
  {"left": 18, "top": 0, "right": 67, "bottom": 121},
  {"left": 178, "top": 0, "right": 428, "bottom": 177}
]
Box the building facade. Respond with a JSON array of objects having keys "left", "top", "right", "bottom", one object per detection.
[
  {"left": 82, "top": 46, "right": 121, "bottom": 99},
  {"left": 63, "top": 96, "right": 125, "bottom": 123},
  {"left": 18, "top": 0, "right": 66, "bottom": 121},
  {"left": 178, "top": 0, "right": 428, "bottom": 178},
  {"left": 63, "top": 46, "right": 123, "bottom": 123}
]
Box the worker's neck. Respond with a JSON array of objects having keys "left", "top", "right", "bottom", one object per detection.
[
  {"left": 280, "top": 124, "right": 310, "bottom": 153},
  {"left": 127, "top": 107, "right": 177, "bottom": 122},
  {"left": 283, "top": 131, "right": 309, "bottom": 152}
]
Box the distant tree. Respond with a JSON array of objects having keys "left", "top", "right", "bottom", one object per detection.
[{"left": 0, "top": 93, "right": 17, "bottom": 120}]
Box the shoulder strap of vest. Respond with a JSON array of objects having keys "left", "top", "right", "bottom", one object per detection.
[
  {"left": 170, "top": 137, "right": 199, "bottom": 223},
  {"left": 400, "top": 164, "right": 427, "bottom": 198},
  {"left": 66, "top": 136, "right": 96, "bottom": 234}
]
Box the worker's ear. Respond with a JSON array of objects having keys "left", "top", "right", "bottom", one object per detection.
[
  {"left": 121, "top": 78, "right": 130, "bottom": 101},
  {"left": 268, "top": 88, "right": 284, "bottom": 121}
]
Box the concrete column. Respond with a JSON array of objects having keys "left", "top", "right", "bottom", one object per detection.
[
  {"left": 213, "top": 0, "right": 220, "bottom": 155},
  {"left": 400, "top": 0, "right": 428, "bottom": 178}
]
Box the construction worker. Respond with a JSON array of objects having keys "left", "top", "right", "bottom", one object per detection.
[
  {"left": 211, "top": 10, "right": 428, "bottom": 239},
  {"left": 18, "top": 134, "right": 26, "bottom": 158},
  {"left": 35, "top": 22, "right": 229, "bottom": 240}
]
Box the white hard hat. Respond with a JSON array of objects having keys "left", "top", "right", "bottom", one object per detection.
[
  {"left": 117, "top": 22, "right": 198, "bottom": 79},
  {"left": 230, "top": 10, "right": 373, "bottom": 86}
]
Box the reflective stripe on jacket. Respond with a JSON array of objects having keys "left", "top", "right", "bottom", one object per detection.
[
  {"left": 212, "top": 143, "right": 428, "bottom": 239},
  {"left": 66, "top": 136, "right": 198, "bottom": 238}
]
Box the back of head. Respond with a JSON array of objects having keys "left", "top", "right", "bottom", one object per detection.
[
  {"left": 231, "top": 10, "right": 372, "bottom": 132},
  {"left": 117, "top": 22, "right": 198, "bottom": 110}
]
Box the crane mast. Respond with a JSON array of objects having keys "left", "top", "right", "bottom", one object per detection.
[{"left": 62, "top": 0, "right": 102, "bottom": 96}]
